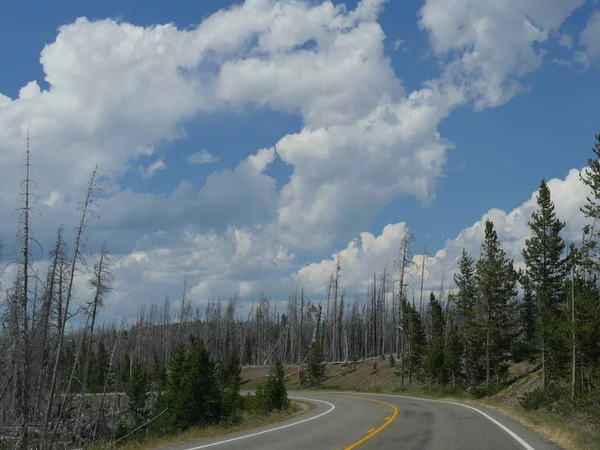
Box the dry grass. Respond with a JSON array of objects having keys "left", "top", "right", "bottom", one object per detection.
[
  {"left": 240, "top": 366, "right": 301, "bottom": 390},
  {"left": 112, "top": 402, "right": 305, "bottom": 450},
  {"left": 473, "top": 399, "right": 600, "bottom": 450}
]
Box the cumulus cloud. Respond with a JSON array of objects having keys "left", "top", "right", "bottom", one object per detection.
[
  {"left": 275, "top": 83, "right": 464, "bottom": 249},
  {"left": 419, "top": 0, "right": 583, "bottom": 109},
  {"left": 188, "top": 149, "right": 219, "bottom": 164}
]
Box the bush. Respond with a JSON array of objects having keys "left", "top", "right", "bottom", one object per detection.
[
  {"left": 468, "top": 383, "right": 502, "bottom": 399},
  {"left": 519, "top": 384, "right": 570, "bottom": 411},
  {"left": 299, "top": 342, "right": 326, "bottom": 387},
  {"left": 254, "top": 360, "right": 289, "bottom": 413},
  {"left": 388, "top": 355, "right": 396, "bottom": 368},
  {"left": 113, "top": 419, "right": 130, "bottom": 441}
]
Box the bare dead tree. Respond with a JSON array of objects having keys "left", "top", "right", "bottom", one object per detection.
[
  {"left": 74, "top": 244, "right": 112, "bottom": 446},
  {"left": 45, "top": 167, "right": 99, "bottom": 447}
]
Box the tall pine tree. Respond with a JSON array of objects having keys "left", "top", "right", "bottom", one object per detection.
[
  {"left": 454, "top": 249, "right": 483, "bottom": 385},
  {"left": 425, "top": 293, "right": 445, "bottom": 385},
  {"left": 476, "top": 219, "right": 517, "bottom": 386},
  {"left": 522, "top": 179, "right": 568, "bottom": 388}
]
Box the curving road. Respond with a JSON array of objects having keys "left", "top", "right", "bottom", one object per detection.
[{"left": 161, "top": 391, "right": 559, "bottom": 450}]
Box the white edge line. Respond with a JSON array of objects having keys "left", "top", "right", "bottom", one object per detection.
[
  {"left": 184, "top": 396, "right": 335, "bottom": 449},
  {"left": 331, "top": 391, "right": 535, "bottom": 450}
]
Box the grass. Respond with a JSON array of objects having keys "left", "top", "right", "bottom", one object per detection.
[
  {"left": 473, "top": 399, "right": 600, "bottom": 450},
  {"left": 110, "top": 402, "right": 305, "bottom": 450}
]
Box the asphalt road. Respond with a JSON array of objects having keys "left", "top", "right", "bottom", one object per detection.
[{"left": 160, "top": 391, "right": 560, "bottom": 450}]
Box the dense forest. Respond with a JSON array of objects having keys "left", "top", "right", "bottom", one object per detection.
[{"left": 1, "top": 135, "right": 600, "bottom": 448}]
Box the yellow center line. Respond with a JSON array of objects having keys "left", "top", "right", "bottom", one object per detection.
[{"left": 331, "top": 395, "right": 399, "bottom": 450}]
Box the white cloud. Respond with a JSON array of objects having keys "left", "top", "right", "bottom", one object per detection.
[
  {"left": 107, "top": 224, "right": 294, "bottom": 316},
  {"left": 141, "top": 159, "right": 166, "bottom": 179},
  {"left": 392, "top": 39, "right": 404, "bottom": 51},
  {"left": 419, "top": 0, "right": 583, "bottom": 109},
  {"left": 295, "top": 222, "right": 410, "bottom": 294},
  {"left": 215, "top": 0, "right": 402, "bottom": 128},
  {"left": 188, "top": 149, "right": 219, "bottom": 164},
  {"left": 275, "top": 82, "right": 464, "bottom": 249}
]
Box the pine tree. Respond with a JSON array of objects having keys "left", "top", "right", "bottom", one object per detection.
[
  {"left": 218, "top": 351, "right": 242, "bottom": 422},
  {"left": 453, "top": 249, "right": 483, "bottom": 385},
  {"left": 154, "top": 343, "right": 191, "bottom": 433},
  {"left": 518, "top": 270, "right": 537, "bottom": 348},
  {"left": 522, "top": 179, "right": 568, "bottom": 388},
  {"left": 476, "top": 219, "right": 517, "bottom": 386},
  {"left": 580, "top": 135, "right": 600, "bottom": 260},
  {"left": 126, "top": 362, "right": 150, "bottom": 428},
  {"left": 576, "top": 134, "right": 600, "bottom": 397},
  {"left": 300, "top": 342, "right": 325, "bottom": 387},
  {"left": 444, "top": 310, "right": 462, "bottom": 388},
  {"left": 93, "top": 341, "right": 111, "bottom": 392},
  {"left": 425, "top": 293, "right": 445, "bottom": 385},
  {"left": 187, "top": 336, "right": 222, "bottom": 425},
  {"left": 257, "top": 360, "right": 289, "bottom": 412},
  {"left": 408, "top": 305, "right": 426, "bottom": 380}
]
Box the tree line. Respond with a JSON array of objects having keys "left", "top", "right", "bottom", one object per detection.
[{"left": 1, "top": 134, "right": 600, "bottom": 447}]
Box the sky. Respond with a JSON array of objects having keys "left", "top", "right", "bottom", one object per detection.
[{"left": 0, "top": 0, "right": 599, "bottom": 320}]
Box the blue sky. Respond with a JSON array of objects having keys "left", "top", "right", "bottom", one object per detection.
[{"left": 0, "top": 0, "right": 599, "bottom": 317}]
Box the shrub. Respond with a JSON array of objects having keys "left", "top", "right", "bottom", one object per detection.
[
  {"left": 299, "top": 342, "right": 326, "bottom": 387},
  {"left": 254, "top": 360, "right": 289, "bottom": 412},
  {"left": 519, "top": 384, "right": 569, "bottom": 411}
]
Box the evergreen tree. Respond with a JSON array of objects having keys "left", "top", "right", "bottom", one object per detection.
[
  {"left": 154, "top": 343, "right": 191, "bottom": 433},
  {"left": 408, "top": 305, "right": 426, "bottom": 380},
  {"left": 300, "top": 342, "right": 325, "bottom": 387},
  {"left": 444, "top": 310, "right": 462, "bottom": 388},
  {"left": 152, "top": 359, "right": 167, "bottom": 393},
  {"left": 570, "top": 275, "right": 600, "bottom": 395},
  {"left": 126, "top": 362, "right": 150, "bottom": 428},
  {"left": 476, "top": 219, "right": 518, "bottom": 386},
  {"left": 187, "top": 336, "right": 222, "bottom": 425},
  {"left": 218, "top": 351, "right": 242, "bottom": 422},
  {"left": 429, "top": 292, "right": 445, "bottom": 339},
  {"left": 93, "top": 341, "right": 111, "bottom": 392},
  {"left": 257, "top": 360, "right": 289, "bottom": 412},
  {"left": 425, "top": 293, "right": 445, "bottom": 385},
  {"left": 580, "top": 135, "right": 600, "bottom": 261},
  {"left": 518, "top": 270, "right": 537, "bottom": 349},
  {"left": 522, "top": 179, "right": 568, "bottom": 388},
  {"left": 453, "top": 249, "right": 483, "bottom": 385}
]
